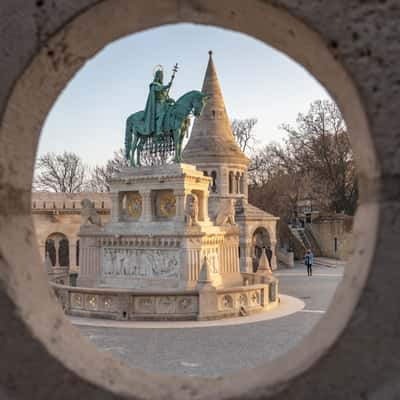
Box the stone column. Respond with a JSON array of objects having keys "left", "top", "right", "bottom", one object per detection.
[
  {"left": 69, "top": 241, "right": 77, "bottom": 272},
  {"left": 240, "top": 241, "right": 253, "bottom": 273},
  {"left": 270, "top": 240, "right": 278, "bottom": 270},
  {"left": 173, "top": 189, "right": 187, "bottom": 223},
  {"left": 243, "top": 172, "right": 249, "bottom": 199},
  {"left": 39, "top": 243, "right": 46, "bottom": 263},
  {"left": 139, "top": 190, "right": 152, "bottom": 222},
  {"left": 201, "top": 190, "right": 210, "bottom": 223},
  {"left": 110, "top": 192, "right": 121, "bottom": 223},
  {"left": 54, "top": 239, "right": 60, "bottom": 267}
]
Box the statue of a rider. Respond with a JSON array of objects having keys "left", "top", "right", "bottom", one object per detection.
[{"left": 143, "top": 65, "right": 175, "bottom": 137}]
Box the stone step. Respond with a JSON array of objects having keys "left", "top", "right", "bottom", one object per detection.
[{"left": 313, "top": 257, "right": 346, "bottom": 268}]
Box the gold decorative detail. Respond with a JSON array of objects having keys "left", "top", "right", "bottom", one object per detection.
[
  {"left": 86, "top": 295, "right": 97, "bottom": 309},
  {"left": 103, "top": 296, "right": 113, "bottom": 309},
  {"left": 158, "top": 192, "right": 176, "bottom": 217},
  {"left": 71, "top": 293, "right": 83, "bottom": 308},
  {"left": 127, "top": 193, "right": 142, "bottom": 218}
]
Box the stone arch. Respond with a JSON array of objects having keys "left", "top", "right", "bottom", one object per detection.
[
  {"left": 211, "top": 170, "right": 217, "bottom": 193},
  {"left": 251, "top": 227, "right": 271, "bottom": 271},
  {"left": 45, "top": 232, "right": 69, "bottom": 267},
  {"left": 0, "top": 1, "right": 387, "bottom": 400},
  {"left": 228, "top": 171, "right": 234, "bottom": 194}
]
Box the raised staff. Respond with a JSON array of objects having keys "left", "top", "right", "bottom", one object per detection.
[{"left": 167, "top": 63, "right": 179, "bottom": 96}]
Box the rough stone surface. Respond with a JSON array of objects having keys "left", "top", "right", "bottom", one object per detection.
[{"left": 0, "top": 1, "right": 399, "bottom": 400}]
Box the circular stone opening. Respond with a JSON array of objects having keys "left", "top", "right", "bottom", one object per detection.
[{"left": 0, "top": 1, "right": 379, "bottom": 399}]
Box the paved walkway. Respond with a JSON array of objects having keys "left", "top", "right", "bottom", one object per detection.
[{"left": 75, "top": 263, "right": 344, "bottom": 377}]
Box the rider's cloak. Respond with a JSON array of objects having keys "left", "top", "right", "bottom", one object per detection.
[{"left": 143, "top": 83, "right": 158, "bottom": 135}]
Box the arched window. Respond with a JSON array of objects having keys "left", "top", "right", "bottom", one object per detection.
[
  {"left": 203, "top": 170, "right": 208, "bottom": 176},
  {"left": 229, "top": 171, "right": 234, "bottom": 194},
  {"left": 45, "top": 239, "right": 56, "bottom": 266},
  {"left": 45, "top": 233, "right": 69, "bottom": 268},
  {"left": 239, "top": 173, "right": 244, "bottom": 194},
  {"left": 101, "top": 201, "right": 104, "bottom": 209},
  {"left": 33, "top": 201, "right": 36, "bottom": 209},
  {"left": 211, "top": 170, "right": 217, "bottom": 193}
]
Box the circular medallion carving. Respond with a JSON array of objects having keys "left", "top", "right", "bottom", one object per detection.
[
  {"left": 127, "top": 193, "right": 142, "bottom": 218},
  {"left": 158, "top": 192, "right": 176, "bottom": 217}
]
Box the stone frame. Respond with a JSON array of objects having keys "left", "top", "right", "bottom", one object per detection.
[{"left": 0, "top": 1, "right": 394, "bottom": 400}]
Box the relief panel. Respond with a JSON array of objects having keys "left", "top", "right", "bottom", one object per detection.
[
  {"left": 71, "top": 293, "right": 83, "bottom": 309},
  {"left": 156, "top": 296, "right": 176, "bottom": 314},
  {"left": 102, "top": 248, "right": 180, "bottom": 280},
  {"left": 176, "top": 296, "right": 198, "bottom": 313},
  {"left": 134, "top": 296, "right": 156, "bottom": 314},
  {"left": 85, "top": 294, "right": 98, "bottom": 309}
]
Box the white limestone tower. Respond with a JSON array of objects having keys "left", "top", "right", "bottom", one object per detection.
[
  {"left": 183, "top": 51, "right": 279, "bottom": 273},
  {"left": 182, "top": 50, "right": 250, "bottom": 218}
]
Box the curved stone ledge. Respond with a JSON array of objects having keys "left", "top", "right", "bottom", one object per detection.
[{"left": 51, "top": 273, "right": 279, "bottom": 321}]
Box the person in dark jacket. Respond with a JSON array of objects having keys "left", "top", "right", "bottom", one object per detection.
[{"left": 304, "top": 249, "right": 314, "bottom": 276}]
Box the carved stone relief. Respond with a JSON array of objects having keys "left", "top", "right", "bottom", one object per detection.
[
  {"left": 86, "top": 294, "right": 98, "bottom": 309},
  {"left": 134, "top": 296, "right": 155, "bottom": 314},
  {"left": 102, "top": 248, "right": 180, "bottom": 280},
  {"left": 221, "top": 295, "right": 234, "bottom": 310},
  {"left": 156, "top": 296, "right": 176, "bottom": 314},
  {"left": 238, "top": 293, "right": 248, "bottom": 307},
  {"left": 71, "top": 293, "right": 83, "bottom": 308},
  {"left": 176, "top": 296, "right": 198, "bottom": 313}
]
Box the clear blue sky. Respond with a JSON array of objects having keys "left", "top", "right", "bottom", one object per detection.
[{"left": 38, "top": 23, "right": 331, "bottom": 166}]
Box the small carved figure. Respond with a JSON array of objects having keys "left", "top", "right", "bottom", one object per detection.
[
  {"left": 81, "top": 199, "right": 101, "bottom": 226},
  {"left": 185, "top": 193, "right": 199, "bottom": 225},
  {"left": 215, "top": 199, "right": 236, "bottom": 226}
]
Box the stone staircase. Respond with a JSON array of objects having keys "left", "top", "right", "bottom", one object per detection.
[
  {"left": 288, "top": 224, "right": 322, "bottom": 258},
  {"left": 313, "top": 257, "right": 346, "bottom": 268}
]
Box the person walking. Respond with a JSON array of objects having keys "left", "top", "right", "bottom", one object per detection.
[{"left": 304, "top": 249, "right": 314, "bottom": 276}]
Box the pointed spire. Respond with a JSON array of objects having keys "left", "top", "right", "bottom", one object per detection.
[{"left": 182, "top": 51, "right": 249, "bottom": 165}]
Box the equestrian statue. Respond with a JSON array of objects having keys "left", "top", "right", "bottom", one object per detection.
[{"left": 125, "top": 64, "right": 208, "bottom": 167}]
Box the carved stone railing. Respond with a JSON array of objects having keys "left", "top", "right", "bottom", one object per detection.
[{"left": 51, "top": 272, "right": 279, "bottom": 321}]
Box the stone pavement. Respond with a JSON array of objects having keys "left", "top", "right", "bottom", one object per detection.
[{"left": 75, "top": 262, "right": 344, "bottom": 377}]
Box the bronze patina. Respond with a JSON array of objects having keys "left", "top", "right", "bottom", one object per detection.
[{"left": 125, "top": 64, "right": 207, "bottom": 167}]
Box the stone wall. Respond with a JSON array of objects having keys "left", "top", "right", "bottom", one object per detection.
[
  {"left": 309, "top": 215, "right": 354, "bottom": 260},
  {"left": 32, "top": 192, "right": 110, "bottom": 273}
]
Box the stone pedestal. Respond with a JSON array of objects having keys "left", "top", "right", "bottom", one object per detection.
[{"left": 78, "top": 163, "right": 242, "bottom": 290}]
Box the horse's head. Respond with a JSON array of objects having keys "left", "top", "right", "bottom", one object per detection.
[{"left": 192, "top": 92, "right": 209, "bottom": 117}]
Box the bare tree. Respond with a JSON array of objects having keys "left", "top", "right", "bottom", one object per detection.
[
  {"left": 231, "top": 118, "right": 258, "bottom": 153},
  {"left": 89, "top": 148, "right": 128, "bottom": 192},
  {"left": 248, "top": 100, "right": 357, "bottom": 216},
  {"left": 34, "top": 152, "right": 88, "bottom": 192},
  {"left": 280, "top": 99, "right": 357, "bottom": 214}
]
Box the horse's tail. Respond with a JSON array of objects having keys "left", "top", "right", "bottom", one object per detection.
[{"left": 124, "top": 116, "right": 133, "bottom": 160}]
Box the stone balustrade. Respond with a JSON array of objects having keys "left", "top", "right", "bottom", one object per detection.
[{"left": 51, "top": 274, "right": 278, "bottom": 321}]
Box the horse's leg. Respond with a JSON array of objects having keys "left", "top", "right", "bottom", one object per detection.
[
  {"left": 136, "top": 136, "right": 144, "bottom": 166},
  {"left": 130, "top": 133, "right": 139, "bottom": 167},
  {"left": 174, "top": 128, "right": 182, "bottom": 163}
]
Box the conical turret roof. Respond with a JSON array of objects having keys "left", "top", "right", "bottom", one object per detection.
[{"left": 182, "top": 51, "right": 249, "bottom": 165}]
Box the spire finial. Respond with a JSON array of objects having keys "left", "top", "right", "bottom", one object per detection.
[{"left": 208, "top": 50, "right": 213, "bottom": 57}]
